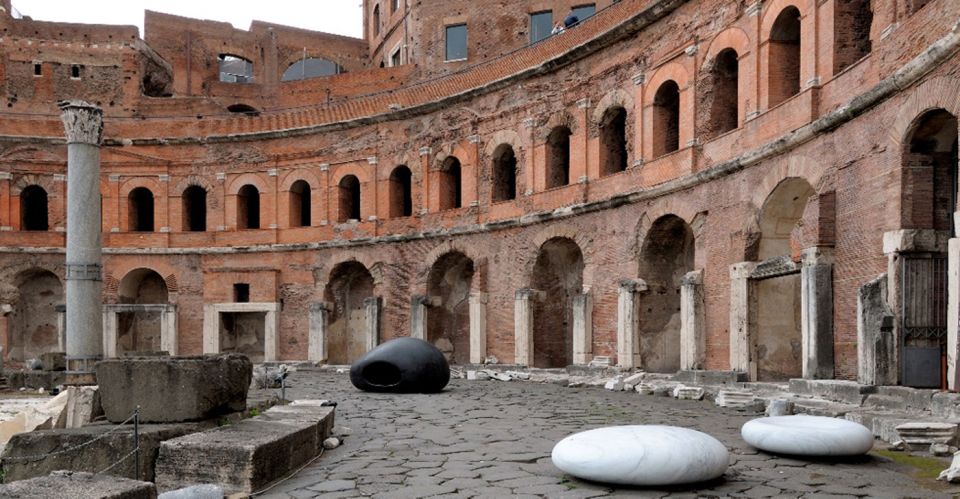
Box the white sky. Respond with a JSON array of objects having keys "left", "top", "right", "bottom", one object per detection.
[{"left": 11, "top": 0, "right": 364, "bottom": 39}]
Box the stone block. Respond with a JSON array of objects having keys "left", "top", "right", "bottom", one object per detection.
[
  {"left": 673, "top": 386, "right": 705, "bottom": 400},
  {"left": 715, "top": 390, "right": 758, "bottom": 409},
  {"left": 158, "top": 485, "right": 223, "bottom": 499},
  {"left": 623, "top": 373, "right": 645, "bottom": 385},
  {"left": 40, "top": 352, "right": 66, "bottom": 372},
  {"left": 96, "top": 354, "right": 252, "bottom": 424},
  {"left": 673, "top": 370, "right": 747, "bottom": 385},
  {"left": 765, "top": 399, "right": 795, "bottom": 417},
  {"left": 0, "top": 471, "right": 156, "bottom": 499},
  {"left": 1, "top": 423, "right": 203, "bottom": 482},
  {"left": 155, "top": 403, "right": 334, "bottom": 494},
  {"left": 787, "top": 379, "right": 875, "bottom": 405},
  {"left": 931, "top": 392, "right": 960, "bottom": 419},
  {"left": 6, "top": 370, "right": 66, "bottom": 390},
  {"left": 896, "top": 422, "right": 959, "bottom": 450}
]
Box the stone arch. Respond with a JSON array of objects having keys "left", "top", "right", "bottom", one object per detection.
[
  {"left": 116, "top": 268, "right": 170, "bottom": 354},
  {"left": 419, "top": 241, "right": 484, "bottom": 291},
  {"left": 541, "top": 111, "right": 579, "bottom": 139},
  {"left": 901, "top": 108, "right": 958, "bottom": 233},
  {"left": 644, "top": 62, "right": 691, "bottom": 104},
  {"left": 225, "top": 173, "right": 269, "bottom": 195},
  {"left": 526, "top": 224, "right": 593, "bottom": 281},
  {"left": 10, "top": 174, "right": 56, "bottom": 196},
  {"left": 8, "top": 268, "right": 62, "bottom": 362},
  {"left": 760, "top": 0, "right": 813, "bottom": 37},
  {"left": 888, "top": 77, "right": 960, "bottom": 149},
  {"left": 426, "top": 251, "right": 475, "bottom": 364},
  {"left": 702, "top": 27, "right": 752, "bottom": 65},
  {"left": 483, "top": 129, "right": 523, "bottom": 157},
  {"left": 279, "top": 169, "right": 322, "bottom": 192},
  {"left": 171, "top": 175, "right": 215, "bottom": 197},
  {"left": 117, "top": 267, "right": 172, "bottom": 303},
  {"left": 637, "top": 214, "right": 694, "bottom": 373},
  {"left": 749, "top": 155, "right": 824, "bottom": 216},
  {"left": 531, "top": 237, "right": 584, "bottom": 368},
  {"left": 324, "top": 260, "right": 376, "bottom": 364},
  {"left": 592, "top": 88, "right": 635, "bottom": 124}
]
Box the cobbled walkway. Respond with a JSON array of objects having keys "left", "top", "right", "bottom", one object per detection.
[{"left": 260, "top": 370, "right": 958, "bottom": 498}]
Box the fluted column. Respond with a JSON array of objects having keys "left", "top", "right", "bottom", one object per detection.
[{"left": 60, "top": 101, "right": 103, "bottom": 376}]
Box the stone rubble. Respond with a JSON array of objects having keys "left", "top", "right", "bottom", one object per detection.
[{"left": 940, "top": 451, "right": 960, "bottom": 483}]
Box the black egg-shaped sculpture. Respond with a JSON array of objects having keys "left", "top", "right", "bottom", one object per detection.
[{"left": 350, "top": 337, "right": 450, "bottom": 393}]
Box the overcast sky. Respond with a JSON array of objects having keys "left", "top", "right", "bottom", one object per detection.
[{"left": 11, "top": 0, "right": 364, "bottom": 38}]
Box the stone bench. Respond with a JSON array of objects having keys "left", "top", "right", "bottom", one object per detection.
[
  {"left": 0, "top": 471, "right": 156, "bottom": 499},
  {"left": 154, "top": 401, "right": 334, "bottom": 494}
]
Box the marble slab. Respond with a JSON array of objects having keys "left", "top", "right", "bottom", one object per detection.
[
  {"left": 551, "top": 425, "right": 729, "bottom": 486},
  {"left": 741, "top": 415, "right": 874, "bottom": 456}
]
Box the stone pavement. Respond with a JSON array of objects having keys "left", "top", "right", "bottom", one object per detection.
[{"left": 259, "top": 370, "right": 959, "bottom": 498}]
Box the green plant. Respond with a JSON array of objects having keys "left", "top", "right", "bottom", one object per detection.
[{"left": 248, "top": 408, "right": 261, "bottom": 417}]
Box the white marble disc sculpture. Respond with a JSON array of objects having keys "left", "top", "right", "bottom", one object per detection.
[
  {"left": 741, "top": 415, "right": 874, "bottom": 456},
  {"left": 551, "top": 425, "right": 729, "bottom": 486}
]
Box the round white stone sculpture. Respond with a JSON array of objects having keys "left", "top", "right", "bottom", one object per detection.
[
  {"left": 551, "top": 425, "right": 729, "bottom": 486},
  {"left": 741, "top": 415, "right": 874, "bottom": 456}
]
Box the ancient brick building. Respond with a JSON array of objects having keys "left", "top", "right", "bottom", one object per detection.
[{"left": 0, "top": 0, "right": 958, "bottom": 389}]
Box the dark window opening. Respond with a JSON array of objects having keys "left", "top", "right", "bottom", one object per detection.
[
  {"left": 128, "top": 187, "right": 154, "bottom": 232},
  {"left": 338, "top": 175, "right": 361, "bottom": 222},
  {"left": 390, "top": 48, "right": 402, "bottom": 67},
  {"left": 70, "top": 65, "right": 80, "bottom": 78},
  {"left": 33, "top": 63, "right": 41, "bottom": 76},
  {"left": 389, "top": 166, "right": 413, "bottom": 218},
  {"left": 904, "top": 109, "right": 959, "bottom": 234},
  {"left": 530, "top": 11, "right": 553, "bottom": 44},
  {"left": 445, "top": 24, "right": 468, "bottom": 61},
  {"left": 546, "top": 126, "right": 572, "bottom": 189},
  {"left": 282, "top": 58, "right": 344, "bottom": 81},
  {"left": 834, "top": 0, "right": 873, "bottom": 74},
  {"left": 373, "top": 5, "right": 381, "bottom": 36},
  {"left": 653, "top": 80, "right": 681, "bottom": 157},
  {"left": 234, "top": 283, "right": 250, "bottom": 303},
  {"left": 289, "top": 180, "right": 311, "bottom": 227},
  {"left": 700, "top": 49, "right": 739, "bottom": 140},
  {"left": 218, "top": 54, "right": 253, "bottom": 83},
  {"left": 905, "top": 0, "right": 932, "bottom": 15},
  {"left": 20, "top": 185, "right": 48, "bottom": 231},
  {"left": 182, "top": 185, "right": 207, "bottom": 232},
  {"left": 492, "top": 144, "right": 517, "bottom": 202},
  {"left": 227, "top": 104, "right": 260, "bottom": 116},
  {"left": 237, "top": 185, "right": 260, "bottom": 229},
  {"left": 599, "top": 106, "right": 628, "bottom": 176},
  {"left": 768, "top": 7, "right": 802, "bottom": 107},
  {"left": 440, "top": 156, "right": 462, "bottom": 210},
  {"left": 571, "top": 4, "right": 596, "bottom": 23}
]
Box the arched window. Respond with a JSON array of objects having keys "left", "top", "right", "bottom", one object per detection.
[
  {"left": 834, "top": 0, "right": 872, "bottom": 74},
  {"left": 903, "top": 110, "right": 958, "bottom": 233},
  {"left": 389, "top": 166, "right": 413, "bottom": 218},
  {"left": 289, "top": 180, "right": 311, "bottom": 227},
  {"left": 546, "top": 126, "right": 571, "bottom": 189},
  {"left": 237, "top": 185, "right": 260, "bottom": 229},
  {"left": 218, "top": 54, "right": 253, "bottom": 84},
  {"left": 373, "top": 5, "right": 381, "bottom": 37},
  {"left": 128, "top": 187, "right": 154, "bottom": 232},
  {"left": 768, "top": 7, "right": 802, "bottom": 107},
  {"left": 182, "top": 185, "right": 207, "bottom": 232},
  {"left": 599, "top": 106, "right": 627, "bottom": 176},
  {"left": 492, "top": 144, "right": 517, "bottom": 202},
  {"left": 701, "top": 48, "right": 739, "bottom": 140},
  {"left": 281, "top": 58, "right": 344, "bottom": 81},
  {"left": 227, "top": 104, "right": 259, "bottom": 116},
  {"left": 338, "top": 175, "right": 361, "bottom": 222},
  {"left": 653, "top": 80, "right": 681, "bottom": 157},
  {"left": 20, "top": 185, "right": 48, "bottom": 231},
  {"left": 439, "top": 156, "right": 462, "bottom": 210}
]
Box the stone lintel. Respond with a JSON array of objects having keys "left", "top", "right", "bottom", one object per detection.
[
  {"left": 801, "top": 246, "right": 835, "bottom": 266},
  {"left": 730, "top": 261, "right": 759, "bottom": 279},
  {"left": 515, "top": 288, "right": 546, "bottom": 301},
  {"left": 618, "top": 278, "right": 648, "bottom": 293},
  {"left": 883, "top": 229, "right": 949, "bottom": 254}
]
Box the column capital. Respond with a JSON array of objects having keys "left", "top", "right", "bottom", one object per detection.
[
  {"left": 59, "top": 100, "right": 103, "bottom": 146},
  {"left": 515, "top": 288, "right": 545, "bottom": 301},
  {"left": 618, "top": 278, "right": 648, "bottom": 293},
  {"left": 801, "top": 247, "right": 834, "bottom": 266},
  {"left": 681, "top": 269, "right": 704, "bottom": 286}
]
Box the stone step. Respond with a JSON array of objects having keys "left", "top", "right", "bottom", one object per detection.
[
  {"left": 0, "top": 470, "right": 156, "bottom": 499},
  {"left": 788, "top": 379, "right": 876, "bottom": 405},
  {"left": 790, "top": 397, "right": 860, "bottom": 418},
  {"left": 155, "top": 401, "right": 334, "bottom": 495}
]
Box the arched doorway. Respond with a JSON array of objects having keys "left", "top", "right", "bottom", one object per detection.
[
  {"left": 426, "top": 252, "right": 474, "bottom": 364},
  {"left": 325, "top": 262, "right": 374, "bottom": 364},
  {"left": 117, "top": 269, "right": 168, "bottom": 354},
  {"left": 531, "top": 237, "right": 584, "bottom": 368},
  {"left": 8, "top": 269, "right": 62, "bottom": 361},
  {"left": 754, "top": 177, "right": 815, "bottom": 381},
  {"left": 638, "top": 215, "right": 694, "bottom": 373}
]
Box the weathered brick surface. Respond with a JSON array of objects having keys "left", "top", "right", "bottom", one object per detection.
[{"left": 0, "top": 0, "right": 955, "bottom": 383}]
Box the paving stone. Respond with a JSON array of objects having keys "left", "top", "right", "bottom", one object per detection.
[
  {"left": 370, "top": 484, "right": 457, "bottom": 499},
  {"left": 307, "top": 480, "right": 357, "bottom": 493}
]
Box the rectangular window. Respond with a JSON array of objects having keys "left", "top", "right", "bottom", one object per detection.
[
  {"left": 234, "top": 283, "right": 250, "bottom": 303},
  {"left": 33, "top": 63, "right": 41, "bottom": 76},
  {"left": 530, "top": 11, "right": 553, "bottom": 44},
  {"left": 445, "top": 24, "right": 468, "bottom": 61},
  {"left": 390, "top": 46, "right": 402, "bottom": 67},
  {"left": 572, "top": 4, "right": 596, "bottom": 22}
]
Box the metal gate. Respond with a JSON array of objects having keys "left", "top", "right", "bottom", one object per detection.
[{"left": 901, "top": 254, "right": 948, "bottom": 388}]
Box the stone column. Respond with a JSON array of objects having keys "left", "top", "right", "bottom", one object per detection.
[
  {"left": 160, "top": 305, "right": 178, "bottom": 355},
  {"left": 264, "top": 305, "right": 280, "bottom": 362},
  {"left": 801, "top": 247, "right": 835, "bottom": 379},
  {"left": 617, "top": 279, "right": 647, "bottom": 368},
  {"left": 308, "top": 302, "right": 331, "bottom": 363},
  {"left": 410, "top": 295, "right": 440, "bottom": 341},
  {"left": 572, "top": 288, "right": 593, "bottom": 365},
  {"left": 55, "top": 304, "right": 66, "bottom": 352},
  {"left": 680, "top": 269, "right": 705, "bottom": 371},
  {"left": 102, "top": 308, "right": 117, "bottom": 358},
  {"left": 60, "top": 101, "right": 104, "bottom": 376},
  {"left": 469, "top": 292, "right": 487, "bottom": 364},
  {"left": 729, "top": 262, "right": 758, "bottom": 376},
  {"left": 364, "top": 297, "right": 382, "bottom": 353},
  {"left": 949, "top": 235, "right": 960, "bottom": 389},
  {"left": 858, "top": 274, "right": 897, "bottom": 385},
  {"left": 202, "top": 304, "right": 219, "bottom": 354},
  {"left": 514, "top": 288, "right": 543, "bottom": 366}
]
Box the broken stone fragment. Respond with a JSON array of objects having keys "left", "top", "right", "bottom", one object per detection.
[
  {"left": 938, "top": 451, "right": 960, "bottom": 483},
  {"left": 766, "top": 399, "right": 795, "bottom": 417},
  {"left": 323, "top": 437, "right": 341, "bottom": 449},
  {"left": 931, "top": 443, "right": 954, "bottom": 457},
  {"left": 604, "top": 376, "right": 625, "bottom": 391}
]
